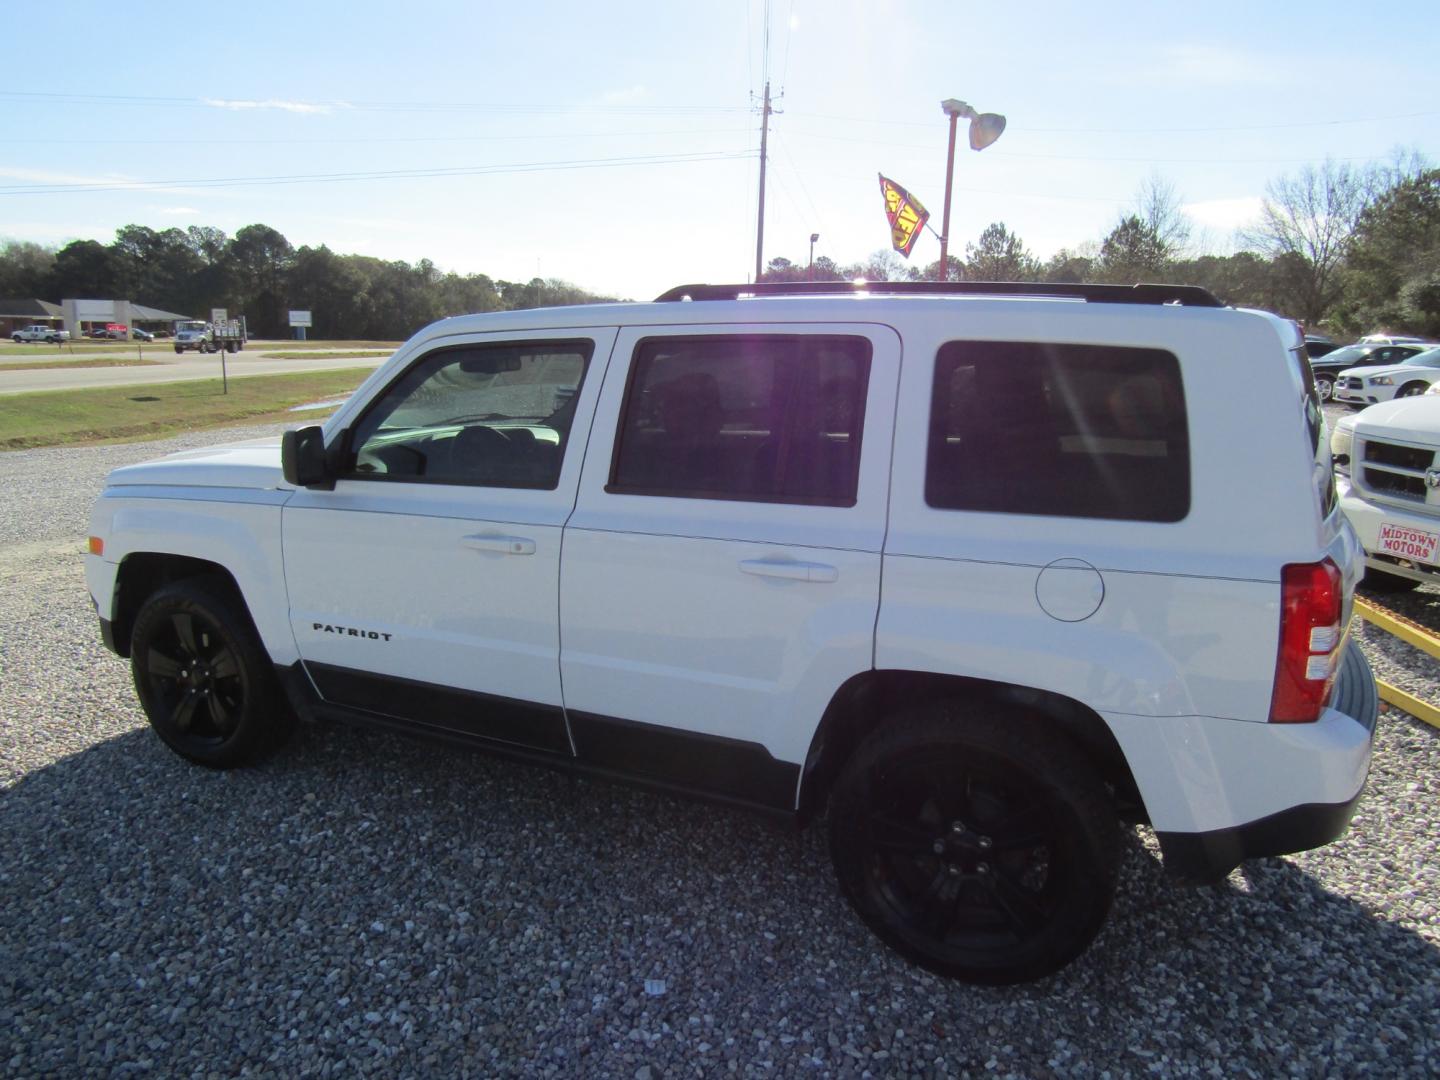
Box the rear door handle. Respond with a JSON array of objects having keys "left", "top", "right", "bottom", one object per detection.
[
  {"left": 462, "top": 533, "right": 536, "bottom": 555},
  {"left": 738, "top": 558, "right": 838, "bottom": 583}
]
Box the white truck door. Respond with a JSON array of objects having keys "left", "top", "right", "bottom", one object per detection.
[
  {"left": 559, "top": 323, "right": 899, "bottom": 809},
  {"left": 283, "top": 328, "right": 616, "bottom": 753}
]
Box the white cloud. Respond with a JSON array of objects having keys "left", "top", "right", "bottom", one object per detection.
[
  {"left": 596, "top": 85, "right": 647, "bottom": 106},
  {"left": 202, "top": 97, "right": 345, "bottom": 115},
  {"left": 0, "top": 166, "right": 138, "bottom": 186},
  {"left": 1182, "top": 195, "right": 1264, "bottom": 230},
  {"left": 1105, "top": 45, "right": 1288, "bottom": 89},
  {"left": 0, "top": 222, "right": 111, "bottom": 243},
  {"left": 0, "top": 166, "right": 215, "bottom": 198}
]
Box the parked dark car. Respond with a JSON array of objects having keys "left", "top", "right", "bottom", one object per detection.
[
  {"left": 1307, "top": 342, "right": 1436, "bottom": 401},
  {"left": 131, "top": 328, "right": 155, "bottom": 342},
  {"left": 1305, "top": 335, "right": 1338, "bottom": 360}
]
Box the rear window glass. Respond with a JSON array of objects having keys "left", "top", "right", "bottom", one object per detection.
[{"left": 926, "top": 341, "right": 1190, "bottom": 522}]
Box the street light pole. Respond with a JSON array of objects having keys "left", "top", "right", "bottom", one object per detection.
[
  {"left": 937, "top": 98, "right": 1007, "bottom": 282},
  {"left": 809, "top": 232, "right": 819, "bottom": 281},
  {"left": 938, "top": 110, "right": 960, "bottom": 282}
]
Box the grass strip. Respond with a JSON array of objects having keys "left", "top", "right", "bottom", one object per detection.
[
  {"left": 261, "top": 350, "right": 391, "bottom": 360},
  {"left": 0, "top": 339, "right": 400, "bottom": 357},
  {"left": 248, "top": 340, "right": 401, "bottom": 350},
  {"left": 0, "top": 368, "right": 371, "bottom": 450},
  {"left": 0, "top": 358, "right": 164, "bottom": 371}
]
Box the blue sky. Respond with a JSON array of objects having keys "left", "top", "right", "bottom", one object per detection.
[{"left": 2, "top": 0, "right": 1438, "bottom": 301}]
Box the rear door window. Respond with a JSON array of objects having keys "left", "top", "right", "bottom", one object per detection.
[{"left": 926, "top": 340, "right": 1189, "bottom": 522}]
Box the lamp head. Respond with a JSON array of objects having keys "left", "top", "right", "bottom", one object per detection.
[
  {"left": 968, "top": 112, "right": 1006, "bottom": 151},
  {"left": 941, "top": 99, "right": 1006, "bottom": 150}
]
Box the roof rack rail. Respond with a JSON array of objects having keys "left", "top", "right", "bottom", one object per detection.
[{"left": 654, "top": 280, "right": 1225, "bottom": 308}]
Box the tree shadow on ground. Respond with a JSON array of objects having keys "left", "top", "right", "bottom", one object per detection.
[{"left": 0, "top": 720, "right": 1434, "bottom": 1076}]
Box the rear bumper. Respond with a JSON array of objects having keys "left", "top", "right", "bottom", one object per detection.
[
  {"left": 1156, "top": 791, "right": 1364, "bottom": 884},
  {"left": 1155, "top": 639, "right": 1379, "bottom": 883}
]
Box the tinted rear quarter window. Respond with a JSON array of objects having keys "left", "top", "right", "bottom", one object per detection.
[{"left": 926, "top": 340, "right": 1190, "bottom": 522}]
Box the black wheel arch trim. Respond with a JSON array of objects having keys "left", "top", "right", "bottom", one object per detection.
[
  {"left": 107, "top": 552, "right": 249, "bottom": 658},
  {"left": 797, "top": 670, "right": 1146, "bottom": 824}
]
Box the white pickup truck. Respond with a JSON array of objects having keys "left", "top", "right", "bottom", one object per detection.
[
  {"left": 10, "top": 324, "right": 70, "bottom": 344},
  {"left": 1333, "top": 394, "right": 1440, "bottom": 591}
]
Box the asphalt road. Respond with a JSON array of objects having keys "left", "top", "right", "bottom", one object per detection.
[{"left": 0, "top": 345, "right": 391, "bottom": 395}]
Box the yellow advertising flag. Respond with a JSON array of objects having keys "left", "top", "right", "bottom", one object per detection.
[{"left": 878, "top": 174, "right": 930, "bottom": 258}]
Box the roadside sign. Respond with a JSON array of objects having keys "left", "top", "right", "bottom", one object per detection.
[
  {"left": 289, "top": 310, "right": 313, "bottom": 328},
  {"left": 210, "top": 308, "right": 227, "bottom": 326}
]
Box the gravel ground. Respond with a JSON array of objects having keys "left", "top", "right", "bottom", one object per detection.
[{"left": 1, "top": 421, "right": 1437, "bottom": 1078}]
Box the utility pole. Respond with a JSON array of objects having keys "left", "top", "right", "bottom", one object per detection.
[{"left": 754, "top": 80, "right": 772, "bottom": 284}]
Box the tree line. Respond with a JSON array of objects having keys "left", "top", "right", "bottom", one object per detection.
[
  {"left": 761, "top": 158, "right": 1440, "bottom": 339},
  {"left": 0, "top": 224, "right": 618, "bottom": 339},
  {"left": 3, "top": 155, "right": 1435, "bottom": 340}
]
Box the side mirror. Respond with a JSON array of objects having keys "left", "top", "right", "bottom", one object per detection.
[{"left": 282, "top": 426, "right": 334, "bottom": 489}]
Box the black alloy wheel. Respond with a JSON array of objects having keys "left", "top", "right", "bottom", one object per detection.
[
  {"left": 829, "top": 708, "right": 1120, "bottom": 984},
  {"left": 130, "top": 579, "right": 291, "bottom": 767}
]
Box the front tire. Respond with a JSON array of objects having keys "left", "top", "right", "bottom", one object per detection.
[
  {"left": 828, "top": 706, "right": 1120, "bottom": 984},
  {"left": 1398, "top": 382, "right": 1429, "bottom": 398},
  {"left": 130, "top": 579, "right": 292, "bottom": 768}
]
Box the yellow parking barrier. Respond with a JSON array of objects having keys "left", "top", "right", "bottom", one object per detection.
[{"left": 1353, "top": 596, "right": 1440, "bottom": 731}]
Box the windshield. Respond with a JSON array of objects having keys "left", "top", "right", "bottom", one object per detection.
[
  {"left": 1321, "top": 345, "right": 1374, "bottom": 365},
  {"left": 176, "top": 321, "right": 207, "bottom": 333},
  {"left": 1400, "top": 347, "right": 1440, "bottom": 368}
]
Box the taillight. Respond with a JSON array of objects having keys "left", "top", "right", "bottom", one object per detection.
[{"left": 1269, "top": 558, "right": 1343, "bottom": 723}]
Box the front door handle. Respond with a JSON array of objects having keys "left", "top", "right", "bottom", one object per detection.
[
  {"left": 739, "top": 558, "right": 838, "bottom": 583},
  {"left": 462, "top": 533, "right": 536, "bottom": 555}
]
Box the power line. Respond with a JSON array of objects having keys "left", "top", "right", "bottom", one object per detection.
[
  {"left": 762, "top": 0, "right": 771, "bottom": 89},
  {"left": 0, "top": 150, "right": 755, "bottom": 196},
  {"left": 783, "top": 129, "right": 1411, "bottom": 165},
  {"left": 786, "top": 107, "right": 1439, "bottom": 135},
  {"left": 0, "top": 90, "right": 750, "bottom": 116},
  {"left": 779, "top": 0, "right": 795, "bottom": 92},
  {"left": 770, "top": 130, "right": 827, "bottom": 233},
  {"left": 2, "top": 126, "right": 754, "bottom": 147}
]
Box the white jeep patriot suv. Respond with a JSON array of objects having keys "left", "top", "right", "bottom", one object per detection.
[{"left": 86, "top": 281, "right": 1378, "bottom": 984}]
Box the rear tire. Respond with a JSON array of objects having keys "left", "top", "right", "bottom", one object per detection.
[
  {"left": 828, "top": 706, "right": 1120, "bottom": 984},
  {"left": 1314, "top": 374, "right": 1335, "bottom": 401},
  {"left": 130, "top": 579, "right": 293, "bottom": 768}
]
